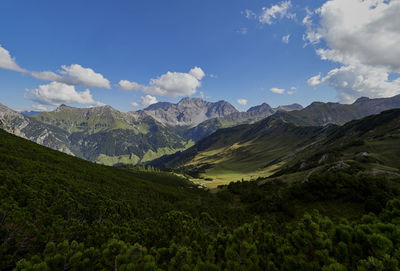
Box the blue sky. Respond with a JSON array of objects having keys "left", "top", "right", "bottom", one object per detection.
[{"left": 1, "top": 0, "right": 399, "bottom": 112}]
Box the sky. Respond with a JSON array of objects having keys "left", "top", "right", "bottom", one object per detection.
[{"left": 0, "top": 0, "right": 399, "bottom": 112}]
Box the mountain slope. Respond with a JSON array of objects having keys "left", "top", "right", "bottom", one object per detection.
[
  {"left": 0, "top": 103, "right": 74, "bottom": 154},
  {"left": 151, "top": 115, "right": 325, "bottom": 185},
  {"left": 150, "top": 109, "right": 400, "bottom": 187},
  {"left": 272, "top": 108, "right": 400, "bottom": 179},
  {"left": 0, "top": 128, "right": 246, "bottom": 268},
  {"left": 32, "top": 104, "right": 193, "bottom": 164}
]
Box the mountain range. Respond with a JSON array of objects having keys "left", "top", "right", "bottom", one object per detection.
[{"left": 1, "top": 94, "right": 400, "bottom": 167}]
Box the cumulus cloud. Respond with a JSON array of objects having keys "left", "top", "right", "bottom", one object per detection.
[
  {"left": 118, "top": 67, "right": 205, "bottom": 98},
  {"left": 306, "top": 0, "right": 400, "bottom": 102},
  {"left": 188, "top": 66, "right": 205, "bottom": 80},
  {"left": 237, "top": 99, "right": 248, "bottom": 105},
  {"left": 141, "top": 95, "right": 158, "bottom": 107},
  {"left": 130, "top": 102, "right": 139, "bottom": 107},
  {"left": 0, "top": 44, "right": 26, "bottom": 72},
  {"left": 25, "top": 82, "right": 102, "bottom": 106},
  {"left": 32, "top": 64, "right": 111, "bottom": 89},
  {"left": 290, "top": 86, "right": 297, "bottom": 90},
  {"left": 259, "top": 1, "right": 295, "bottom": 25},
  {"left": 118, "top": 80, "right": 142, "bottom": 91},
  {"left": 270, "top": 87, "right": 285, "bottom": 94},
  {"left": 282, "top": 34, "right": 291, "bottom": 44},
  {"left": 0, "top": 44, "right": 110, "bottom": 89}
]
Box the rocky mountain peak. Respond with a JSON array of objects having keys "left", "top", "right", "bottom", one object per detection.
[
  {"left": 247, "top": 103, "right": 273, "bottom": 114},
  {"left": 55, "top": 104, "right": 72, "bottom": 112},
  {"left": 141, "top": 97, "right": 238, "bottom": 127},
  {"left": 353, "top": 97, "right": 370, "bottom": 104}
]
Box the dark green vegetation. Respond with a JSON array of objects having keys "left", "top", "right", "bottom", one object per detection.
[{"left": 2, "top": 108, "right": 400, "bottom": 270}]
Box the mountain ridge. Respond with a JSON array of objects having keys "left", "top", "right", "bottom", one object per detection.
[{"left": 2, "top": 95, "right": 400, "bottom": 167}]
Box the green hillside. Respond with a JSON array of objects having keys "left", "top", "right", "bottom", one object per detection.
[
  {"left": 2, "top": 127, "right": 400, "bottom": 270},
  {"left": 150, "top": 109, "right": 400, "bottom": 188},
  {"left": 31, "top": 105, "right": 192, "bottom": 165}
]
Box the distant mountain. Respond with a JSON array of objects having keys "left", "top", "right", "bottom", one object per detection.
[
  {"left": 140, "top": 97, "right": 238, "bottom": 127},
  {"left": 184, "top": 102, "right": 305, "bottom": 141},
  {"left": 31, "top": 104, "right": 192, "bottom": 164},
  {"left": 184, "top": 102, "right": 277, "bottom": 141},
  {"left": 277, "top": 94, "right": 400, "bottom": 126}
]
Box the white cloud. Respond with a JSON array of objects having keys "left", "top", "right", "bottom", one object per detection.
[
  {"left": 31, "top": 104, "right": 48, "bottom": 111},
  {"left": 307, "top": 74, "right": 322, "bottom": 86},
  {"left": 31, "top": 71, "right": 61, "bottom": 81},
  {"left": 287, "top": 91, "right": 294, "bottom": 95},
  {"left": 118, "top": 67, "right": 205, "bottom": 98},
  {"left": 270, "top": 87, "right": 285, "bottom": 94},
  {"left": 305, "top": 0, "right": 400, "bottom": 102},
  {"left": 237, "top": 99, "right": 248, "bottom": 105},
  {"left": 282, "top": 34, "right": 291, "bottom": 44},
  {"left": 188, "top": 66, "right": 205, "bottom": 80},
  {"left": 25, "top": 82, "right": 102, "bottom": 106},
  {"left": 259, "top": 1, "right": 295, "bottom": 25},
  {"left": 0, "top": 44, "right": 26, "bottom": 72},
  {"left": 141, "top": 95, "right": 158, "bottom": 107},
  {"left": 290, "top": 86, "right": 297, "bottom": 90},
  {"left": 130, "top": 102, "right": 139, "bottom": 107},
  {"left": 118, "top": 80, "right": 142, "bottom": 91},
  {"left": 32, "top": 64, "right": 111, "bottom": 89},
  {"left": 0, "top": 45, "right": 110, "bottom": 89}
]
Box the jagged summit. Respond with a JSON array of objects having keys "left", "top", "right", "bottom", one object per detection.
[
  {"left": 354, "top": 97, "right": 370, "bottom": 103},
  {"left": 247, "top": 103, "right": 274, "bottom": 114},
  {"left": 141, "top": 97, "right": 238, "bottom": 127},
  {"left": 55, "top": 104, "right": 71, "bottom": 111}
]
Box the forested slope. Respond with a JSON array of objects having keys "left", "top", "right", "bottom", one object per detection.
[{"left": 2, "top": 127, "right": 400, "bottom": 270}]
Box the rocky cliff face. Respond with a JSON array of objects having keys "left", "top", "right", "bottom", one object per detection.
[
  {"left": 141, "top": 97, "right": 238, "bottom": 127},
  {"left": 0, "top": 104, "right": 30, "bottom": 138},
  {"left": 0, "top": 103, "right": 73, "bottom": 154}
]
